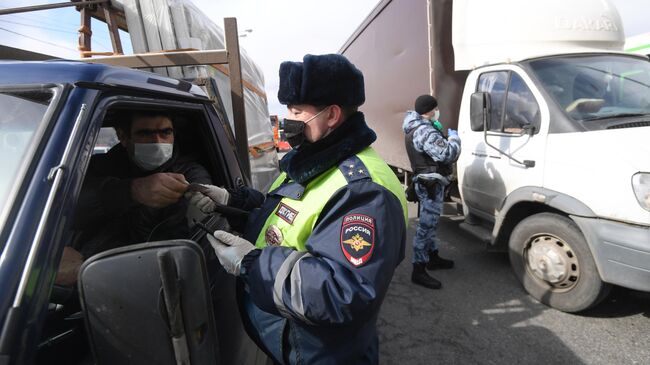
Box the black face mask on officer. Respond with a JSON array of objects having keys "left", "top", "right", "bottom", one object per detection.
[{"left": 281, "top": 107, "right": 331, "bottom": 148}]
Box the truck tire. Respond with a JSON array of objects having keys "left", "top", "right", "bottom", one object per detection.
[{"left": 508, "top": 213, "right": 611, "bottom": 312}]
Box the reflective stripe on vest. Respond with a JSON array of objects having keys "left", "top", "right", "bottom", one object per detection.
[{"left": 255, "top": 147, "right": 408, "bottom": 251}]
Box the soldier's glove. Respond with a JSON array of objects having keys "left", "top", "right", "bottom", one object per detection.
[
  {"left": 447, "top": 128, "right": 459, "bottom": 139},
  {"left": 186, "top": 184, "right": 230, "bottom": 213},
  {"left": 207, "top": 230, "right": 256, "bottom": 276}
]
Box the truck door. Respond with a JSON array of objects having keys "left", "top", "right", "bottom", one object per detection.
[{"left": 460, "top": 68, "right": 546, "bottom": 221}]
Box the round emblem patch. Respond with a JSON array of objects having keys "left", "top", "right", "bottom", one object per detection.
[
  {"left": 265, "top": 225, "right": 283, "bottom": 246},
  {"left": 340, "top": 214, "right": 375, "bottom": 267}
]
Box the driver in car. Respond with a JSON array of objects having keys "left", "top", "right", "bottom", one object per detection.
[
  {"left": 70, "top": 111, "right": 211, "bottom": 268},
  {"left": 58, "top": 110, "right": 263, "bottom": 285}
]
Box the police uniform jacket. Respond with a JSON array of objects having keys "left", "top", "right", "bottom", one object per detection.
[{"left": 239, "top": 112, "right": 407, "bottom": 364}]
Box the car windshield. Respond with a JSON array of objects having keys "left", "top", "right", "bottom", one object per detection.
[
  {"left": 0, "top": 88, "right": 57, "bottom": 225},
  {"left": 528, "top": 55, "right": 650, "bottom": 122}
]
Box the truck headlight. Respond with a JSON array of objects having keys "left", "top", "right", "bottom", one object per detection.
[{"left": 632, "top": 173, "right": 650, "bottom": 211}]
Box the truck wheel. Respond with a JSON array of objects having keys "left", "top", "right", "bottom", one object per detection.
[{"left": 508, "top": 213, "right": 611, "bottom": 312}]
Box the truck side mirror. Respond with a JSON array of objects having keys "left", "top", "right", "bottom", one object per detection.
[
  {"left": 470, "top": 92, "right": 491, "bottom": 131},
  {"left": 78, "top": 240, "right": 219, "bottom": 365}
]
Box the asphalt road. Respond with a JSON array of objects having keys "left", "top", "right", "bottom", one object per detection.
[{"left": 378, "top": 203, "right": 650, "bottom": 365}]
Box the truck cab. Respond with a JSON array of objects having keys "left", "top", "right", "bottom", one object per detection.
[
  {"left": 0, "top": 61, "right": 264, "bottom": 364},
  {"left": 454, "top": 0, "right": 650, "bottom": 312}
]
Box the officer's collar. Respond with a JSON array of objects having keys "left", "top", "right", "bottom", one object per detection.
[{"left": 279, "top": 111, "right": 376, "bottom": 185}]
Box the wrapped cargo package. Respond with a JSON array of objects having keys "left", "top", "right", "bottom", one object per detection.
[{"left": 114, "top": 0, "right": 279, "bottom": 191}]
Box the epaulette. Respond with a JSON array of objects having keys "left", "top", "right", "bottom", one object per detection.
[{"left": 338, "top": 155, "right": 371, "bottom": 183}]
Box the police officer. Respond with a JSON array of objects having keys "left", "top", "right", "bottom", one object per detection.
[
  {"left": 197, "top": 54, "right": 407, "bottom": 364},
  {"left": 403, "top": 95, "right": 461, "bottom": 289}
]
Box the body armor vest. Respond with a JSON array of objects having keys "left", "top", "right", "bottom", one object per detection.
[{"left": 404, "top": 127, "right": 452, "bottom": 176}]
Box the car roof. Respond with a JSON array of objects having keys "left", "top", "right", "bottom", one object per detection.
[{"left": 0, "top": 60, "right": 208, "bottom": 99}]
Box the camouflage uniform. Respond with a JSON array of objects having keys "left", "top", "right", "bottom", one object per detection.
[{"left": 402, "top": 111, "right": 461, "bottom": 263}]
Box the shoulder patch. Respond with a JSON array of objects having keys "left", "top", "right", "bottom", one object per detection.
[
  {"left": 340, "top": 214, "right": 375, "bottom": 267},
  {"left": 435, "top": 138, "right": 447, "bottom": 148},
  {"left": 275, "top": 203, "right": 298, "bottom": 224}
]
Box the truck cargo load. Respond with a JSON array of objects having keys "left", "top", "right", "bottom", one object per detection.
[{"left": 86, "top": 0, "right": 279, "bottom": 191}]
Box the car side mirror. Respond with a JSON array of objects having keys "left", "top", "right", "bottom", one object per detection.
[
  {"left": 470, "top": 92, "right": 491, "bottom": 131},
  {"left": 522, "top": 124, "right": 536, "bottom": 136},
  {"left": 78, "top": 240, "right": 219, "bottom": 365}
]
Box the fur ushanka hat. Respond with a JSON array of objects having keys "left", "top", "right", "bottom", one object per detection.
[{"left": 278, "top": 54, "right": 365, "bottom": 107}]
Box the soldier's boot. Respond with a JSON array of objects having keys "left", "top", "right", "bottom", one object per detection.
[
  {"left": 426, "top": 250, "right": 454, "bottom": 270},
  {"left": 411, "top": 263, "right": 442, "bottom": 289}
]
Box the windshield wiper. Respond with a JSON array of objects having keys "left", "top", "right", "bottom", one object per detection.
[{"left": 583, "top": 113, "right": 648, "bottom": 121}]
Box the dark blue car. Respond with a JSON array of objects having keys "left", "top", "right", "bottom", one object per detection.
[{"left": 0, "top": 61, "right": 265, "bottom": 365}]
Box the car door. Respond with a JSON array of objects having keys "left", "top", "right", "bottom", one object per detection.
[
  {"left": 0, "top": 84, "right": 99, "bottom": 365},
  {"left": 82, "top": 96, "right": 266, "bottom": 365},
  {"left": 0, "top": 85, "right": 263, "bottom": 364},
  {"left": 461, "top": 67, "right": 548, "bottom": 220}
]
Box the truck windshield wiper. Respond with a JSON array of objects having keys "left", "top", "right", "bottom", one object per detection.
[{"left": 583, "top": 113, "right": 648, "bottom": 121}]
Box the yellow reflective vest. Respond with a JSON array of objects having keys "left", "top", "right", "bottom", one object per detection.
[{"left": 254, "top": 146, "right": 407, "bottom": 251}]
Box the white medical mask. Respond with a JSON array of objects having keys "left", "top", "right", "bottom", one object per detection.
[
  {"left": 133, "top": 143, "right": 173, "bottom": 170},
  {"left": 432, "top": 109, "right": 440, "bottom": 121}
]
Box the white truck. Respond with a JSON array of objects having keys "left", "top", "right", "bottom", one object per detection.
[{"left": 340, "top": 0, "right": 650, "bottom": 312}]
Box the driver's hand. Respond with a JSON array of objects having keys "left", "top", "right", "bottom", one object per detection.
[
  {"left": 55, "top": 247, "right": 83, "bottom": 286},
  {"left": 186, "top": 184, "right": 230, "bottom": 213},
  {"left": 131, "top": 173, "right": 188, "bottom": 208}
]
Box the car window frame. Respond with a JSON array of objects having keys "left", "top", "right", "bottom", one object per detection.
[
  {"left": 477, "top": 71, "right": 510, "bottom": 132},
  {"left": 0, "top": 84, "right": 66, "bottom": 244},
  {"left": 31, "top": 93, "right": 235, "bottom": 362},
  {"left": 84, "top": 95, "right": 234, "bottom": 188},
  {"left": 502, "top": 72, "right": 542, "bottom": 135},
  {"left": 477, "top": 70, "right": 542, "bottom": 136}
]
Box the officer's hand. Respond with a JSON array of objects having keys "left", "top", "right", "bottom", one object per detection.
[
  {"left": 447, "top": 129, "right": 459, "bottom": 139},
  {"left": 207, "top": 230, "right": 256, "bottom": 276},
  {"left": 132, "top": 172, "right": 188, "bottom": 208},
  {"left": 185, "top": 184, "right": 230, "bottom": 213}
]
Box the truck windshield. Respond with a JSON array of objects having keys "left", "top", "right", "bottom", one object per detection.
[
  {"left": 0, "top": 89, "right": 56, "bottom": 221},
  {"left": 528, "top": 55, "right": 650, "bottom": 122}
]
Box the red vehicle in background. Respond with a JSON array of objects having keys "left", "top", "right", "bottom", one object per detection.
[{"left": 270, "top": 115, "right": 292, "bottom": 152}]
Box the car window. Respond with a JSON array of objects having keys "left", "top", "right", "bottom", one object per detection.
[
  {"left": 40, "top": 104, "right": 223, "bottom": 363},
  {"left": 503, "top": 73, "right": 540, "bottom": 134},
  {"left": 529, "top": 55, "right": 650, "bottom": 125},
  {"left": 477, "top": 71, "right": 508, "bottom": 131},
  {"left": 0, "top": 89, "right": 55, "bottom": 219},
  {"left": 93, "top": 127, "right": 119, "bottom": 155}
]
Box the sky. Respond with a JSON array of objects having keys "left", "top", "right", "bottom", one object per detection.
[
  {"left": 0, "top": 0, "right": 380, "bottom": 117},
  {"left": 0, "top": 0, "right": 648, "bottom": 117},
  {"left": 0, "top": 0, "right": 133, "bottom": 57},
  {"left": 194, "top": 0, "right": 380, "bottom": 117}
]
